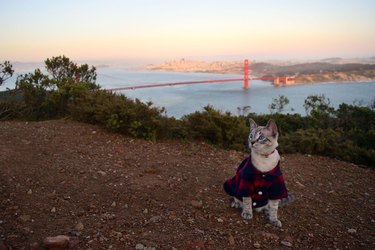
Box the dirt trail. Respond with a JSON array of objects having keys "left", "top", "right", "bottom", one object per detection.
[{"left": 0, "top": 120, "right": 374, "bottom": 249}]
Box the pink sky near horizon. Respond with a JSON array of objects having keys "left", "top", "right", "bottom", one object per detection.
[{"left": 1, "top": 0, "right": 374, "bottom": 62}]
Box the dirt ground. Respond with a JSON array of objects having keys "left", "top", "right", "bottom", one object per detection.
[{"left": 0, "top": 120, "right": 374, "bottom": 249}]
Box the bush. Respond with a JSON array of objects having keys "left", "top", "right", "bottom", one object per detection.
[
  {"left": 68, "top": 89, "right": 165, "bottom": 141},
  {"left": 280, "top": 128, "right": 375, "bottom": 167},
  {"left": 183, "top": 106, "right": 248, "bottom": 151},
  {"left": 335, "top": 103, "right": 375, "bottom": 149}
]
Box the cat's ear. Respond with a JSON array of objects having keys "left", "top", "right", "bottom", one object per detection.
[
  {"left": 266, "top": 119, "right": 278, "bottom": 137},
  {"left": 249, "top": 118, "right": 257, "bottom": 131}
]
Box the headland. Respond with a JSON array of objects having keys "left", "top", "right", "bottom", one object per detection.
[{"left": 145, "top": 57, "right": 375, "bottom": 85}]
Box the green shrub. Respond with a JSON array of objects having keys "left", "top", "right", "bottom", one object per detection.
[
  {"left": 68, "top": 89, "right": 164, "bottom": 141},
  {"left": 183, "top": 105, "right": 248, "bottom": 151},
  {"left": 280, "top": 128, "right": 375, "bottom": 167}
]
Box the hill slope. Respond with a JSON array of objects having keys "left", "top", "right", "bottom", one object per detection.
[
  {"left": 0, "top": 120, "right": 374, "bottom": 249},
  {"left": 146, "top": 59, "right": 375, "bottom": 84}
]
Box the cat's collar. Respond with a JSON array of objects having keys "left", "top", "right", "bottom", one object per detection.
[{"left": 262, "top": 150, "right": 275, "bottom": 158}]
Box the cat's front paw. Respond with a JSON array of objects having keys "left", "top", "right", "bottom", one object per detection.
[
  {"left": 241, "top": 210, "right": 253, "bottom": 220},
  {"left": 269, "top": 218, "right": 282, "bottom": 227},
  {"left": 231, "top": 199, "right": 243, "bottom": 209}
]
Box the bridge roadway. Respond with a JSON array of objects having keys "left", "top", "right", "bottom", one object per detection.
[{"left": 105, "top": 77, "right": 274, "bottom": 91}]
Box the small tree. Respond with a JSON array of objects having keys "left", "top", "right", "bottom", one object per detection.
[
  {"left": 45, "top": 55, "right": 98, "bottom": 89},
  {"left": 303, "top": 94, "right": 334, "bottom": 116},
  {"left": 237, "top": 105, "right": 251, "bottom": 116},
  {"left": 269, "top": 95, "right": 292, "bottom": 114},
  {"left": 303, "top": 94, "right": 335, "bottom": 128},
  {"left": 14, "top": 56, "right": 100, "bottom": 119},
  {"left": 0, "top": 61, "right": 14, "bottom": 86}
]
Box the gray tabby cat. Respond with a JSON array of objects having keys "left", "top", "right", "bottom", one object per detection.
[{"left": 223, "top": 118, "right": 293, "bottom": 227}]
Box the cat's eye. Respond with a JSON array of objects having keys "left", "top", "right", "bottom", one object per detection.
[{"left": 258, "top": 134, "right": 268, "bottom": 143}]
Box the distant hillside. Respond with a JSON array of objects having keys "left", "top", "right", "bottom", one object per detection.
[
  {"left": 256, "top": 62, "right": 375, "bottom": 83},
  {"left": 319, "top": 57, "right": 375, "bottom": 64},
  {"left": 255, "top": 62, "right": 375, "bottom": 75},
  {"left": 146, "top": 59, "right": 375, "bottom": 84}
]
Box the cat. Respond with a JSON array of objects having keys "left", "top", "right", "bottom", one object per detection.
[{"left": 223, "top": 118, "right": 292, "bottom": 227}]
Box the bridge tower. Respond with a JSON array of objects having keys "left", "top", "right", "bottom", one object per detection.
[{"left": 244, "top": 59, "right": 249, "bottom": 89}]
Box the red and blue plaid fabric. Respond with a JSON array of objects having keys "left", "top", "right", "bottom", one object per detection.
[{"left": 223, "top": 156, "right": 288, "bottom": 208}]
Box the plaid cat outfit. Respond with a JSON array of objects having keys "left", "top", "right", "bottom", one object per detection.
[{"left": 223, "top": 156, "right": 288, "bottom": 208}]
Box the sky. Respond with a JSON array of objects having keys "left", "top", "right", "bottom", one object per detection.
[{"left": 1, "top": 0, "right": 375, "bottom": 63}]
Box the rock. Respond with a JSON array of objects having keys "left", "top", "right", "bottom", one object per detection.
[
  {"left": 253, "top": 242, "right": 261, "bottom": 249},
  {"left": 228, "top": 234, "right": 235, "bottom": 245},
  {"left": 75, "top": 221, "right": 84, "bottom": 231},
  {"left": 22, "top": 227, "right": 32, "bottom": 234},
  {"left": 51, "top": 207, "right": 56, "bottom": 213},
  {"left": 348, "top": 228, "right": 357, "bottom": 234},
  {"left": 19, "top": 214, "right": 31, "bottom": 222},
  {"left": 111, "top": 201, "right": 117, "bottom": 207},
  {"left": 296, "top": 181, "right": 305, "bottom": 188},
  {"left": 63, "top": 196, "right": 71, "bottom": 200},
  {"left": 27, "top": 189, "right": 33, "bottom": 195},
  {"left": 260, "top": 232, "right": 279, "bottom": 241},
  {"left": 280, "top": 240, "right": 293, "bottom": 247},
  {"left": 110, "top": 230, "right": 123, "bottom": 241},
  {"left": 149, "top": 215, "right": 162, "bottom": 223},
  {"left": 43, "top": 235, "right": 70, "bottom": 250},
  {"left": 217, "top": 218, "right": 224, "bottom": 223},
  {"left": 97, "top": 170, "right": 107, "bottom": 176},
  {"left": 135, "top": 243, "right": 145, "bottom": 249},
  {"left": 102, "top": 213, "right": 116, "bottom": 220},
  {"left": 29, "top": 242, "right": 40, "bottom": 250},
  {"left": 191, "top": 200, "right": 203, "bottom": 209}
]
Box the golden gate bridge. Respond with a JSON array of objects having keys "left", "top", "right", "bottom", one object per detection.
[{"left": 104, "top": 60, "right": 275, "bottom": 91}]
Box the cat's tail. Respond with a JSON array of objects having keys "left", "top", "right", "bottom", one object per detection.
[{"left": 279, "top": 192, "right": 295, "bottom": 207}]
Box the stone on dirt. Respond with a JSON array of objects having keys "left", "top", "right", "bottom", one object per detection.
[
  {"left": 280, "top": 240, "right": 293, "bottom": 247},
  {"left": 228, "top": 234, "right": 235, "bottom": 245},
  {"left": 43, "top": 235, "right": 70, "bottom": 250},
  {"left": 191, "top": 200, "right": 203, "bottom": 209}
]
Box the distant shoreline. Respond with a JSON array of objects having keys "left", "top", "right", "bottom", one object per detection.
[{"left": 145, "top": 59, "right": 375, "bottom": 86}]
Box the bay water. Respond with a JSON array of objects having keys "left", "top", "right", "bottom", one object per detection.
[
  {"left": 2, "top": 66, "right": 374, "bottom": 118},
  {"left": 97, "top": 67, "right": 375, "bottom": 118}
]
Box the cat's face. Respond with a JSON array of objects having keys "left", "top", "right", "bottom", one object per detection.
[{"left": 248, "top": 119, "right": 279, "bottom": 155}]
